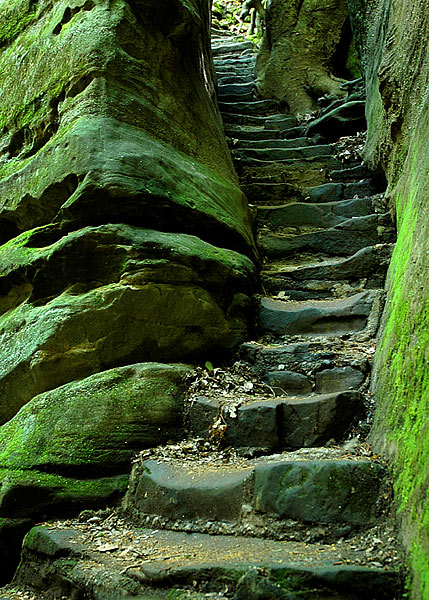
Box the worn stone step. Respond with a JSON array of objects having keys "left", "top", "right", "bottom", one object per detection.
[
  {"left": 224, "top": 124, "right": 285, "bottom": 141},
  {"left": 257, "top": 198, "right": 378, "bottom": 229},
  {"left": 213, "top": 51, "right": 256, "bottom": 63},
  {"left": 225, "top": 123, "right": 306, "bottom": 141},
  {"left": 222, "top": 112, "right": 297, "bottom": 129},
  {"left": 213, "top": 56, "right": 256, "bottom": 68},
  {"left": 263, "top": 113, "right": 298, "bottom": 130},
  {"left": 219, "top": 99, "right": 280, "bottom": 115},
  {"left": 12, "top": 525, "right": 402, "bottom": 600},
  {"left": 260, "top": 244, "right": 394, "bottom": 298},
  {"left": 236, "top": 155, "right": 342, "bottom": 173},
  {"left": 126, "top": 456, "right": 384, "bottom": 528},
  {"left": 330, "top": 164, "right": 373, "bottom": 182},
  {"left": 188, "top": 391, "right": 363, "bottom": 449},
  {"left": 239, "top": 158, "right": 343, "bottom": 190},
  {"left": 217, "top": 73, "right": 254, "bottom": 85},
  {"left": 305, "top": 180, "right": 382, "bottom": 203},
  {"left": 232, "top": 136, "right": 317, "bottom": 150},
  {"left": 221, "top": 112, "right": 294, "bottom": 127},
  {"left": 215, "top": 66, "right": 255, "bottom": 79},
  {"left": 259, "top": 214, "right": 394, "bottom": 258},
  {"left": 217, "top": 82, "right": 254, "bottom": 100},
  {"left": 211, "top": 28, "right": 236, "bottom": 37},
  {"left": 239, "top": 339, "right": 368, "bottom": 374},
  {"left": 212, "top": 41, "right": 255, "bottom": 56},
  {"left": 258, "top": 290, "right": 378, "bottom": 337},
  {"left": 264, "top": 365, "right": 366, "bottom": 396},
  {"left": 235, "top": 144, "right": 334, "bottom": 162},
  {"left": 242, "top": 181, "right": 304, "bottom": 205}
]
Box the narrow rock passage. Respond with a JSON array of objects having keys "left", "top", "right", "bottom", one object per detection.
[{"left": 1, "top": 34, "right": 404, "bottom": 600}]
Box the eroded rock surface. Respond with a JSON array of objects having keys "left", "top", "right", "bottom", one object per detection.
[{"left": 0, "top": 0, "right": 256, "bottom": 577}]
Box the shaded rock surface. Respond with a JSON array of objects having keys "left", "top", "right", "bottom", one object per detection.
[
  {"left": 0, "top": 2, "right": 257, "bottom": 588},
  {"left": 0, "top": 25, "right": 405, "bottom": 600},
  {"left": 348, "top": 1, "right": 429, "bottom": 596},
  {"left": 0, "top": 225, "right": 255, "bottom": 424},
  {"left": 8, "top": 523, "right": 402, "bottom": 600}
]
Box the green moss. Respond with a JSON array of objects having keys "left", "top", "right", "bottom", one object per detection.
[
  {"left": 0, "top": 466, "right": 129, "bottom": 518},
  {"left": 0, "top": 0, "right": 43, "bottom": 48},
  {"left": 373, "top": 120, "right": 428, "bottom": 599}
]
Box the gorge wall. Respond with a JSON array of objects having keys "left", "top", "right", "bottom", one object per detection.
[
  {"left": 347, "top": 0, "right": 428, "bottom": 597},
  {"left": 0, "top": 0, "right": 256, "bottom": 582}
]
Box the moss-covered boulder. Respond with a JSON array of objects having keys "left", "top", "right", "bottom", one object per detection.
[
  {"left": 0, "top": 361, "right": 191, "bottom": 572},
  {"left": 0, "top": 469, "right": 129, "bottom": 519},
  {"left": 0, "top": 0, "right": 254, "bottom": 251},
  {"left": 0, "top": 363, "right": 191, "bottom": 473},
  {"left": 0, "top": 225, "right": 255, "bottom": 424}
]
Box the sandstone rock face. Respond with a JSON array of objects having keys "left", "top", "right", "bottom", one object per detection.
[
  {"left": 0, "top": 0, "right": 256, "bottom": 528},
  {"left": 347, "top": 1, "right": 429, "bottom": 597},
  {"left": 0, "top": 0, "right": 256, "bottom": 420},
  {"left": 0, "top": 225, "right": 255, "bottom": 423}
]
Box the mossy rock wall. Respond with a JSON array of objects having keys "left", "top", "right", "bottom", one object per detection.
[
  {"left": 0, "top": 0, "right": 257, "bottom": 419},
  {"left": 0, "top": 0, "right": 257, "bottom": 559},
  {"left": 347, "top": 1, "right": 428, "bottom": 597}
]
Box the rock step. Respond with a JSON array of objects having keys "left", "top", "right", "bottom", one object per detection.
[
  {"left": 225, "top": 123, "right": 307, "bottom": 141},
  {"left": 213, "top": 51, "right": 256, "bottom": 63},
  {"left": 236, "top": 154, "right": 343, "bottom": 173},
  {"left": 257, "top": 197, "right": 380, "bottom": 229},
  {"left": 242, "top": 181, "right": 304, "bottom": 205},
  {"left": 217, "top": 82, "right": 254, "bottom": 99},
  {"left": 258, "top": 290, "right": 379, "bottom": 338},
  {"left": 211, "top": 28, "right": 236, "bottom": 37},
  {"left": 189, "top": 391, "right": 363, "bottom": 449},
  {"left": 305, "top": 180, "right": 382, "bottom": 203},
  {"left": 213, "top": 56, "right": 256, "bottom": 68},
  {"left": 241, "top": 178, "right": 380, "bottom": 207},
  {"left": 330, "top": 163, "right": 373, "bottom": 182},
  {"left": 219, "top": 99, "right": 280, "bottom": 115},
  {"left": 12, "top": 525, "right": 402, "bottom": 600},
  {"left": 221, "top": 112, "right": 297, "bottom": 128},
  {"left": 222, "top": 112, "right": 297, "bottom": 127},
  {"left": 231, "top": 136, "right": 318, "bottom": 149},
  {"left": 234, "top": 144, "right": 334, "bottom": 162},
  {"left": 212, "top": 41, "right": 254, "bottom": 55},
  {"left": 217, "top": 73, "right": 254, "bottom": 85},
  {"left": 239, "top": 339, "right": 369, "bottom": 376},
  {"left": 224, "top": 125, "right": 289, "bottom": 141},
  {"left": 260, "top": 244, "right": 394, "bottom": 298},
  {"left": 125, "top": 457, "right": 384, "bottom": 529},
  {"left": 239, "top": 161, "right": 343, "bottom": 191},
  {"left": 215, "top": 66, "right": 255, "bottom": 79},
  {"left": 259, "top": 213, "right": 395, "bottom": 258}
]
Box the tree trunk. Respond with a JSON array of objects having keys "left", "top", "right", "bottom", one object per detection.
[{"left": 255, "top": 0, "right": 349, "bottom": 115}]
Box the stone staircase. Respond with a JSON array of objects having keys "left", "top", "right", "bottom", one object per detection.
[{"left": 1, "top": 34, "right": 403, "bottom": 600}]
